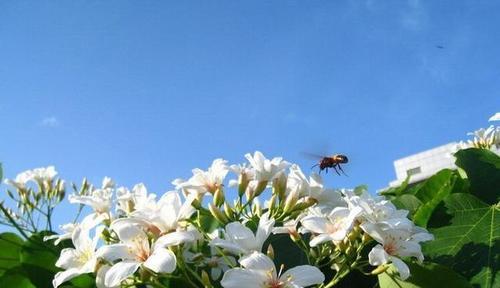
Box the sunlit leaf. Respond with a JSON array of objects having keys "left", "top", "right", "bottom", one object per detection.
[{"left": 424, "top": 193, "right": 499, "bottom": 288}]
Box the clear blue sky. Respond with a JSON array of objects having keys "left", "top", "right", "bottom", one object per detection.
[{"left": 0, "top": 1, "right": 498, "bottom": 228}]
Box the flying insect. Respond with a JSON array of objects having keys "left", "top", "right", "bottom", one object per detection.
[{"left": 310, "top": 154, "right": 349, "bottom": 175}]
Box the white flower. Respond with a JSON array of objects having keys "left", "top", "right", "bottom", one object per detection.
[
  {"left": 244, "top": 151, "right": 289, "bottom": 182},
  {"left": 101, "top": 177, "right": 115, "bottom": 189},
  {"left": 176, "top": 159, "right": 229, "bottom": 196},
  {"left": 301, "top": 206, "right": 361, "bottom": 246},
  {"left": 116, "top": 183, "right": 156, "bottom": 215},
  {"left": 130, "top": 191, "right": 196, "bottom": 235},
  {"left": 53, "top": 226, "right": 100, "bottom": 287},
  {"left": 221, "top": 252, "right": 325, "bottom": 288},
  {"left": 346, "top": 191, "right": 413, "bottom": 230},
  {"left": 287, "top": 165, "right": 346, "bottom": 208},
  {"left": 467, "top": 125, "right": 499, "bottom": 149},
  {"left": 97, "top": 222, "right": 189, "bottom": 287},
  {"left": 489, "top": 112, "right": 500, "bottom": 122},
  {"left": 68, "top": 177, "right": 114, "bottom": 215},
  {"left": 4, "top": 166, "right": 57, "bottom": 190},
  {"left": 362, "top": 223, "right": 433, "bottom": 280},
  {"left": 211, "top": 212, "right": 275, "bottom": 255},
  {"left": 44, "top": 214, "right": 104, "bottom": 245}
]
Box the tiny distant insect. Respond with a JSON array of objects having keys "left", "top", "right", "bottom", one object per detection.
[{"left": 307, "top": 153, "right": 349, "bottom": 175}]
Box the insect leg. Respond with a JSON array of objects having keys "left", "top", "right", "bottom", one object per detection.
[
  {"left": 338, "top": 164, "right": 348, "bottom": 176},
  {"left": 332, "top": 164, "right": 341, "bottom": 176}
]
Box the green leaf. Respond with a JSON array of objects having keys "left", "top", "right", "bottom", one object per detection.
[
  {"left": 412, "top": 169, "right": 464, "bottom": 227},
  {"left": 0, "top": 272, "right": 36, "bottom": 288},
  {"left": 379, "top": 175, "right": 411, "bottom": 197},
  {"left": 62, "top": 273, "right": 96, "bottom": 288},
  {"left": 0, "top": 232, "right": 24, "bottom": 276},
  {"left": 455, "top": 148, "right": 500, "bottom": 205},
  {"left": 20, "top": 232, "right": 60, "bottom": 272},
  {"left": 392, "top": 194, "right": 422, "bottom": 217},
  {"left": 378, "top": 262, "right": 471, "bottom": 288},
  {"left": 423, "top": 193, "right": 499, "bottom": 288}
]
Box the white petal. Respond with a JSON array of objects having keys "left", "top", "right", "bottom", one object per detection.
[
  {"left": 255, "top": 212, "right": 275, "bottom": 249},
  {"left": 300, "top": 216, "right": 329, "bottom": 234},
  {"left": 154, "top": 231, "right": 196, "bottom": 249},
  {"left": 111, "top": 219, "right": 148, "bottom": 243},
  {"left": 71, "top": 226, "right": 91, "bottom": 251},
  {"left": 239, "top": 252, "right": 275, "bottom": 272},
  {"left": 368, "top": 245, "right": 389, "bottom": 266},
  {"left": 309, "top": 234, "right": 334, "bottom": 247},
  {"left": 144, "top": 248, "right": 177, "bottom": 273},
  {"left": 55, "top": 248, "right": 79, "bottom": 269},
  {"left": 391, "top": 256, "right": 410, "bottom": 280},
  {"left": 210, "top": 239, "right": 247, "bottom": 255},
  {"left": 105, "top": 261, "right": 140, "bottom": 287},
  {"left": 220, "top": 268, "right": 268, "bottom": 288},
  {"left": 359, "top": 223, "right": 385, "bottom": 244},
  {"left": 96, "top": 265, "right": 114, "bottom": 288},
  {"left": 225, "top": 222, "right": 258, "bottom": 252},
  {"left": 52, "top": 268, "right": 81, "bottom": 287},
  {"left": 281, "top": 265, "right": 325, "bottom": 287},
  {"left": 97, "top": 244, "right": 134, "bottom": 262}
]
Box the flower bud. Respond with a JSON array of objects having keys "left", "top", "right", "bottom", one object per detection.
[
  {"left": 213, "top": 186, "right": 225, "bottom": 207},
  {"left": 283, "top": 191, "right": 299, "bottom": 214},
  {"left": 267, "top": 244, "right": 275, "bottom": 260},
  {"left": 191, "top": 197, "right": 202, "bottom": 209},
  {"left": 254, "top": 180, "right": 268, "bottom": 197},
  {"left": 272, "top": 172, "right": 287, "bottom": 200},
  {"left": 209, "top": 203, "right": 229, "bottom": 224},
  {"left": 223, "top": 202, "right": 235, "bottom": 220},
  {"left": 371, "top": 265, "right": 389, "bottom": 275},
  {"left": 201, "top": 270, "right": 212, "bottom": 288},
  {"left": 290, "top": 197, "right": 317, "bottom": 212},
  {"left": 252, "top": 198, "right": 262, "bottom": 216},
  {"left": 268, "top": 194, "right": 277, "bottom": 214},
  {"left": 238, "top": 173, "right": 250, "bottom": 198}
]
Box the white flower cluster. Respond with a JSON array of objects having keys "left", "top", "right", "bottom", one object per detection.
[
  {"left": 456, "top": 112, "right": 500, "bottom": 151},
  {"left": 4, "top": 166, "right": 58, "bottom": 190},
  {"left": 48, "top": 151, "right": 432, "bottom": 287}
]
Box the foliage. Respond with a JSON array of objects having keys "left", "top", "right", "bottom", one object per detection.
[{"left": 379, "top": 148, "right": 500, "bottom": 288}]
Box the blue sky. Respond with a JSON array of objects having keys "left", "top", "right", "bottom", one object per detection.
[{"left": 0, "top": 1, "right": 498, "bottom": 228}]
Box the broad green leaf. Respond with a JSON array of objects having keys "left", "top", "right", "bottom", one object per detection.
[
  {"left": 0, "top": 272, "right": 36, "bottom": 288},
  {"left": 379, "top": 175, "right": 411, "bottom": 197},
  {"left": 392, "top": 194, "right": 422, "bottom": 217},
  {"left": 412, "top": 169, "right": 464, "bottom": 227},
  {"left": 424, "top": 193, "right": 499, "bottom": 288},
  {"left": 62, "top": 273, "right": 95, "bottom": 288},
  {"left": 20, "top": 232, "right": 60, "bottom": 272},
  {"left": 0, "top": 232, "right": 24, "bottom": 276},
  {"left": 198, "top": 212, "right": 220, "bottom": 233},
  {"left": 455, "top": 148, "right": 500, "bottom": 205},
  {"left": 378, "top": 262, "right": 471, "bottom": 288}
]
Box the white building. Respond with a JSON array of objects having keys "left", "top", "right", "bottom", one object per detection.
[
  {"left": 388, "top": 142, "right": 500, "bottom": 187},
  {"left": 388, "top": 142, "right": 459, "bottom": 187}
]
